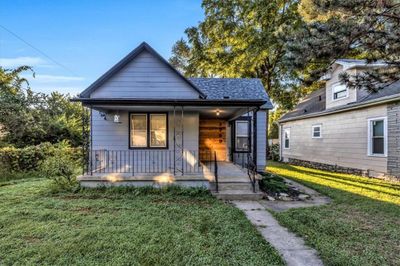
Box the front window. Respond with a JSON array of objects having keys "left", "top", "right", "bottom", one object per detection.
[
  {"left": 130, "top": 113, "right": 167, "bottom": 148},
  {"left": 235, "top": 120, "right": 249, "bottom": 151},
  {"left": 284, "top": 128, "right": 290, "bottom": 149},
  {"left": 312, "top": 125, "right": 322, "bottom": 138},
  {"left": 332, "top": 84, "right": 348, "bottom": 100},
  {"left": 368, "top": 117, "right": 387, "bottom": 156}
]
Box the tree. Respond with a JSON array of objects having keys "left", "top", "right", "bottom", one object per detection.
[
  {"left": 286, "top": 0, "right": 400, "bottom": 92},
  {"left": 170, "top": 0, "right": 308, "bottom": 110},
  {"left": 0, "top": 66, "right": 84, "bottom": 147}
]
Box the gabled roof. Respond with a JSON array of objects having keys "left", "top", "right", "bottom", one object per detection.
[
  {"left": 280, "top": 82, "right": 400, "bottom": 122},
  {"left": 79, "top": 42, "right": 206, "bottom": 98},
  {"left": 189, "top": 78, "right": 273, "bottom": 109}
]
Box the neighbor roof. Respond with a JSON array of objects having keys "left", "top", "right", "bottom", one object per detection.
[
  {"left": 280, "top": 81, "right": 400, "bottom": 122},
  {"left": 79, "top": 42, "right": 206, "bottom": 98},
  {"left": 189, "top": 78, "right": 273, "bottom": 109}
]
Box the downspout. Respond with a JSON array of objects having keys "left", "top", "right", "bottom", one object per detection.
[{"left": 278, "top": 123, "right": 283, "bottom": 161}]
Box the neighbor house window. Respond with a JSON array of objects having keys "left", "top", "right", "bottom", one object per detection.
[
  {"left": 368, "top": 117, "right": 387, "bottom": 156},
  {"left": 332, "top": 84, "right": 348, "bottom": 100},
  {"left": 312, "top": 125, "right": 322, "bottom": 138},
  {"left": 283, "top": 128, "right": 290, "bottom": 149},
  {"left": 130, "top": 113, "right": 167, "bottom": 148},
  {"left": 235, "top": 120, "right": 250, "bottom": 151}
]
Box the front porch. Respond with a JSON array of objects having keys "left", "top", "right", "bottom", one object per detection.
[{"left": 78, "top": 100, "right": 266, "bottom": 198}]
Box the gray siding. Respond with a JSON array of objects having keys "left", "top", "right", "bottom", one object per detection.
[
  {"left": 92, "top": 110, "right": 199, "bottom": 151},
  {"left": 90, "top": 50, "right": 200, "bottom": 99},
  {"left": 281, "top": 105, "right": 388, "bottom": 176},
  {"left": 256, "top": 110, "right": 267, "bottom": 171},
  {"left": 388, "top": 102, "right": 400, "bottom": 177}
]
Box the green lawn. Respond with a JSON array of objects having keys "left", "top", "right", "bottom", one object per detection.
[
  {"left": 267, "top": 161, "right": 400, "bottom": 266},
  {"left": 0, "top": 179, "right": 283, "bottom": 265}
]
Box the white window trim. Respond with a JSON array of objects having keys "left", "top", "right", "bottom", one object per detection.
[
  {"left": 283, "top": 128, "right": 290, "bottom": 149},
  {"left": 235, "top": 120, "right": 250, "bottom": 152},
  {"left": 312, "top": 124, "right": 322, "bottom": 139},
  {"left": 331, "top": 83, "right": 349, "bottom": 102},
  {"left": 367, "top": 116, "right": 387, "bottom": 157}
]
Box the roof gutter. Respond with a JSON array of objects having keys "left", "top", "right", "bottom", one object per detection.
[
  {"left": 71, "top": 97, "right": 267, "bottom": 107},
  {"left": 279, "top": 93, "right": 400, "bottom": 123}
]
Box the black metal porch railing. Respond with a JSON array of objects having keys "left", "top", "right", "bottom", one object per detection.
[
  {"left": 231, "top": 150, "right": 257, "bottom": 193},
  {"left": 87, "top": 149, "right": 216, "bottom": 176}
]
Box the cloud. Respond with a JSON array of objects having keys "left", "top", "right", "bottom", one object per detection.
[
  {"left": 31, "top": 74, "right": 85, "bottom": 83},
  {"left": 0, "top": 56, "right": 48, "bottom": 68}
]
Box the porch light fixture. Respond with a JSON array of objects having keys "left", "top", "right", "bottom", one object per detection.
[
  {"left": 216, "top": 110, "right": 220, "bottom": 116},
  {"left": 113, "top": 114, "right": 121, "bottom": 123}
]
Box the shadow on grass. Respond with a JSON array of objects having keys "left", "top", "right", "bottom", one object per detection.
[
  {"left": 268, "top": 163, "right": 400, "bottom": 209},
  {"left": 290, "top": 166, "right": 400, "bottom": 190}
]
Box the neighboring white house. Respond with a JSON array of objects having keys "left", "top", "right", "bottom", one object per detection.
[
  {"left": 73, "top": 42, "right": 273, "bottom": 193},
  {"left": 279, "top": 59, "right": 400, "bottom": 179}
]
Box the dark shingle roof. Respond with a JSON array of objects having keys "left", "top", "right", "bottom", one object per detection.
[
  {"left": 280, "top": 82, "right": 400, "bottom": 122},
  {"left": 280, "top": 89, "right": 326, "bottom": 121},
  {"left": 189, "top": 78, "right": 273, "bottom": 109}
]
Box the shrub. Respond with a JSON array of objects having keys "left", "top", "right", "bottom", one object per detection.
[
  {"left": 0, "top": 141, "right": 80, "bottom": 173},
  {"left": 268, "top": 143, "right": 280, "bottom": 161},
  {"left": 259, "top": 172, "right": 288, "bottom": 195},
  {"left": 40, "top": 150, "right": 79, "bottom": 191}
]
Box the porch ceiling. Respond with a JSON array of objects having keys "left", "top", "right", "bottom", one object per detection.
[{"left": 89, "top": 105, "right": 256, "bottom": 120}]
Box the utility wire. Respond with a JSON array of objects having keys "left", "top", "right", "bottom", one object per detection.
[{"left": 0, "top": 24, "right": 79, "bottom": 76}]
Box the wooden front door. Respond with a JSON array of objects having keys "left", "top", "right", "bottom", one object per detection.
[{"left": 199, "top": 119, "right": 227, "bottom": 161}]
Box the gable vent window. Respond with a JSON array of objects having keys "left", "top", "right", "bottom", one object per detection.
[
  {"left": 368, "top": 117, "right": 387, "bottom": 156},
  {"left": 312, "top": 125, "right": 322, "bottom": 138},
  {"left": 332, "top": 84, "right": 348, "bottom": 100}
]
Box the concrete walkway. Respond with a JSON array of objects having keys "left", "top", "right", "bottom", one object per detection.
[{"left": 233, "top": 201, "right": 323, "bottom": 266}]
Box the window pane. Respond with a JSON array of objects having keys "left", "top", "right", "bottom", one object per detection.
[
  {"left": 372, "top": 137, "right": 384, "bottom": 154},
  {"left": 236, "top": 121, "right": 249, "bottom": 136},
  {"left": 236, "top": 137, "right": 249, "bottom": 151},
  {"left": 150, "top": 114, "right": 167, "bottom": 147},
  {"left": 313, "top": 126, "right": 320, "bottom": 137},
  {"left": 373, "top": 120, "right": 384, "bottom": 137},
  {"left": 131, "top": 114, "right": 147, "bottom": 147},
  {"left": 285, "top": 139, "right": 290, "bottom": 148}
]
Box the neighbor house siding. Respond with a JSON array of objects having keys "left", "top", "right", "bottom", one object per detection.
[
  {"left": 326, "top": 66, "right": 357, "bottom": 109},
  {"left": 91, "top": 110, "right": 199, "bottom": 152},
  {"left": 281, "top": 104, "right": 388, "bottom": 175},
  {"left": 90, "top": 50, "right": 199, "bottom": 99},
  {"left": 387, "top": 102, "right": 400, "bottom": 177}
]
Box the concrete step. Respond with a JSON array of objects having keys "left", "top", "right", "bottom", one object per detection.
[
  {"left": 212, "top": 190, "right": 264, "bottom": 200},
  {"left": 210, "top": 181, "right": 255, "bottom": 191}
]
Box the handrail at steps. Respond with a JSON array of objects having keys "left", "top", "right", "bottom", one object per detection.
[
  {"left": 246, "top": 153, "right": 257, "bottom": 193},
  {"left": 214, "top": 151, "right": 219, "bottom": 193}
]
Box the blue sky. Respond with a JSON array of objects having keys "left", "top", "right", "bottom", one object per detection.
[{"left": 0, "top": 0, "right": 203, "bottom": 95}]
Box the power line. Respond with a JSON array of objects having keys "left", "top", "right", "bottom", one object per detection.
[{"left": 0, "top": 24, "right": 79, "bottom": 76}]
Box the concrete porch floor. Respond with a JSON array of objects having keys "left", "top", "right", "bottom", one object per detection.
[{"left": 78, "top": 161, "right": 252, "bottom": 187}]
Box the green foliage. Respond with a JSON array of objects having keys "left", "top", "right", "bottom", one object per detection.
[
  {"left": 259, "top": 172, "right": 288, "bottom": 195},
  {"left": 40, "top": 149, "right": 79, "bottom": 191},
  {"left": 0, "top": 141, "right": 80, "bottom": 173},
  {"left": 268, "top": 143, "right": 280, "bottom": 161},
  {"left": 86, "top": 184, "right": 211, "bottom": 197},
  {"left": 0, "top": 66, "right": 85, "bottom": 147},
  {"left": 170, "top": 0, "right": 308, "bottom": 110},
  {"left": 0, "top": 179, "right": 284, "bottom": 265},
  {"left": 287, "top": 0, "right": 400, "bottom": 91},
  {"left": 268, "top": 161, "right": 400, "bottom": 265}
]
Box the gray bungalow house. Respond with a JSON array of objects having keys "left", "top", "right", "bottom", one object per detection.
[
  {"left": 73, "top": 42, "right": 273, "bottom": 195},
  {"left": 279, "top": 59, "right": 400, "bottom": 179}
]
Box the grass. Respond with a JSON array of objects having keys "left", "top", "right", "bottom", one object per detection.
[
  {"left": 267, "top": 161, "right": 400, "bottom": 266},
  {"left": 0, "top": 179, "right": 284, "bottom": 265}
]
